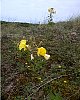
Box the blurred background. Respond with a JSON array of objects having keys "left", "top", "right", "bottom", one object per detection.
[{"left": 1, "top": 0, "right": 80, "bottom": 23}]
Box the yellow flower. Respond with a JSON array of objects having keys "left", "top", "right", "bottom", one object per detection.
[
  {"left": 19, "top": 39, "right": 26, "bottom": 51},
  {"left": 64, "top": 81, "right": 67, "bottom": 83},
  {"left": 37, "top": 77, "right": 41, "bottom": 80},
  {"left": 58, "top": 65, "right": 62, "bottom": 68},
  {"left": 44, "top": 54, "right": 50, "bottom": 60},
  {"left": 37, "top": 47, "right": 46, "bottom": 56},
  {"left": 19, "top": 43, "right": 26, "bottom": 51},
  {"left": 20, "top": 40, "right": 26, "bottom": 44},
  {"left": 38, "top": 77, "right": 41, "bottom": 80},
  {"left": 37, "top": 47, "right": 50, "bottom": 60}
]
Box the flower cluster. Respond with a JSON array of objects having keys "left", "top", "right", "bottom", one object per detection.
[
  {"left": 19, "top": 39, "right": 50, "bottom": 60},
  {"left": 48, "top": 8, "right": 56, "bottom": 14}
]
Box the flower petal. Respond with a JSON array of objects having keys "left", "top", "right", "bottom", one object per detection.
[
  {"left": 44, "top": 54, "right": 50, "bottom": 60},
  {"left": 31, "top": 54, "right": 34, "bottom": 60},
  {"left": 37, "top": 47, "right": 46, "bottom": 56}
]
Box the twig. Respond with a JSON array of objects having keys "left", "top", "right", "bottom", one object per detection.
[
  {"left": 25, "top": 75, "right": 67, "bottom": 100},
  {"left": 34, "top": 75, "right": 67, "bottom": 92},
  {"left": 25, "top": 72, "right": 79, "bottom": 99},
  {"left": 28, "top": 71, "right": 78, "bottom": 91}
]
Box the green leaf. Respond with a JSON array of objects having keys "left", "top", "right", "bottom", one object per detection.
[
  {"left": 49, "top": 92, "right": 63, "bottom": 100},
  {"left": 27, "top": 96, "right": 31, "bottom": 100}
]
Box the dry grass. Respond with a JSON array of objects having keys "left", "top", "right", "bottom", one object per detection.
[{"left": 1, "top": 16, "right": 80, "bottom": 100}]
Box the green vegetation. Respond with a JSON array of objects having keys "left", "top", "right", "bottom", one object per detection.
[{"left": 1, "top": 16, "right": 80, "bottom": 100}]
